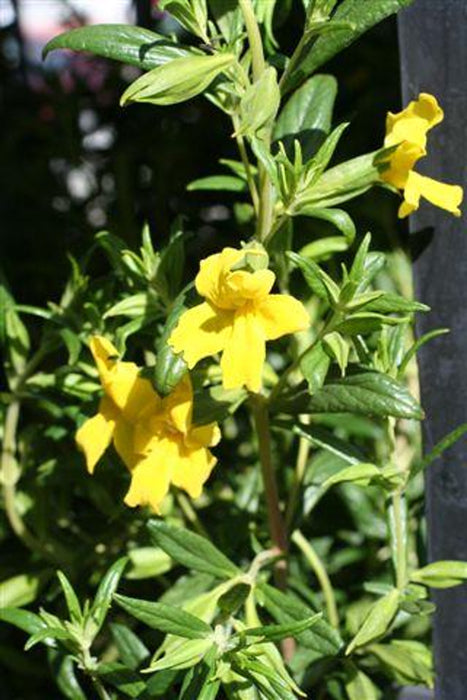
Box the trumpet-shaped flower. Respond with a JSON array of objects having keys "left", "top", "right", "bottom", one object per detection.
[
  {"left": 168, "top": 247, "right": 309, "bottom": 393},
  {"left": 382, "top": 93, "right": 463, "bottom": 218},
  {"left": 76, "top": 336, "right": 220, "bottom": 512}
]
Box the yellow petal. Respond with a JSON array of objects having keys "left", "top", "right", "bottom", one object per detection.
[
  {"left": 256, "top": 294, "right": 309, "bottom": 340},
  {"left": 90, "top": 335, "right": 160, "bottom": 420},
  {"left": 382, "top": 141, "right": 425, "bottom": 189},
  {"left": 186, "top": 422, "right": 221, "bottom": 448},
  {"left": 162, "top": 374, "right": 194, "bottom": 435},
  {"left": 195, "top": 248, "right": 243, "bottom": 306},
  {"left": 90, "top": 335, "right": 120, "bottom": 376},
  {"left": 171, "top": 443, "right": 217, "bottom": 499},
  {"left": 75, "top": 397, "right": 116, "bottom": 473},
  {"left": 225, "top": 269, "right": 275, "bottom": 305},
  {"left": 169, "top": 301, "right": 233, "bottom": 368},
  {"left": 385, "top": 93, "right": 443, "bottom": 149},
  {"left": 124, "top": 438, "right": 175, "bottom": 512},
  {"left": 399, "top": 170, "right": 463, "bottom": 218},
  {"left": 220, "top": 307, "right": 265, "bottom": 393},
  {"left": 113, "top": 419, "right": 139, "bottom": 471}
]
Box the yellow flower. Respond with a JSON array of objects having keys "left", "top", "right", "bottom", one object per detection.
[
  {"left": 168, "top": 247, "right": 309, "bottom": 393},
  {"left": 76, "top": 336, "right": 220, "bottom": 512},
  {"left": 382, "top": 93, "right": 463, "bottom": 218}
]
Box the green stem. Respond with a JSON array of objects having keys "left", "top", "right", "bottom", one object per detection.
[
  {"left": 238, "top": 0, "right": 265, "bottom": 82},
  {"left": 250, "top": 394, "right": 288, "bottom": 591},
  {"left": 238, "top": 0, "right": 275, "bottom": 242},
  {"left": 176, "top": 491, "right": 209, "bottom": 539},
  {"left": 292, "top": 529, "right": 339, "bottom": 628},
  {"left": 391, "top": 489, "right": 407, "bottom": 590},
  {"left": 268, "top": 313, "right": 339, "bottom": 405},
  {"left": 91, "top": 675, "right": 112, "bottom": 700},
  {"left": 232, "top": 114, "right": 260, "bottom": 215},
  {"left": 278, "top": 31, "right": 308, "bottom": 94},
  {"left": 1, "top": 344, "right": 62, "bottom": 561},
  {"left": 285, "top": 416, "right": 311, "bottom": 529}
]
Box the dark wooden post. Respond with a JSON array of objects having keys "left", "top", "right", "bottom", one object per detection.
[{"left": 398, "top": 2, "right": 467, "bottom": 698}]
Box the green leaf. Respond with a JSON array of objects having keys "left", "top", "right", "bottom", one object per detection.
[
  {"left": 370, "top": 640, "right": 433, "bottom": 687},
  {"left": 120, "top": 53, "right": 235, "bottom": 107},
  {"left": 296, "top": 208, "right": 356, "bottom": 245},
  {"left": 160, "top": 0, "right": 209, "bottom": 41},
  {"left": 360, "top": 293, "right": 429, "bottom": 314},
  {"left": 0, "top": 573, "right": 44, "bottom": 608},
  {"left": 299, "top": 235, "right": 350, "bottom": 262},
  {"left": 299, "top": 151, "right": 383, "bottom": 209},
  {"left": 412, "top": 422, "right": 467, "bottom": 478},
  {"left": 155, "top": 223, "right": 186, "bottom": 302},
  {"left": 148, "top": 638, "right": 213, "bottom": 672},
  {"left": 300, "top": 341, "right": 330, "bottom": 393},
  {"left": 114, "top": 594, "right": 212, "bottom": 639},
  {"left": 218, "top": 582, "right": 251, "bottom": 617},
  {"left": 43, "top": 24, "right": 194, "bottom": 69},
  {"left": 127, "top": 547, "right": 173, "bottom": 580},
  {"left": 307, "top": 371, "right": 424, "bottom": 420},
  {"left": 322, "top": 463, "right": 380, "bottom": 489},
  {"left": 25, "top": 626, "right": 72, "bottom": 651},
  {"left": 398, "top": 327, "right": 449, "bottom": 377},
  {"left": 0, "top": 607, "right": 47, "bottom": 636},
  {"left": 49, "top": 652, "right": 87, "bottom": 700},
  {"left": 274, "top": 419, "right": 364, "bottom": 465},
  {"left": 258, "top": 582, "right": 342, "bottom": 655},
  {"left": 346, "top": 588, "right": 399, "bottom": 654},
  {"left": 148, "top": 519, "right": 239, "bottom": 579},
  {"left": 288, "top": 250, "right": 340, "bottom": 303},
  {"left": 110, "top": 623, "right": 150, "bottom": 670},
  {"left": 335, "top": 311, "right": 408, "bottom": 336},
  {"left": 323, "top": 331, "right": 349, "bottom": 375},
  {"left": 104, "top": 292, "right": 160, "bottom": 320},
  {"left": 274, "top": 74, "right": 337, "bottom": 160},
  {"left": 237, "top": 67, "right": 281, "bottom": 138},
  {"left": 91, "top": 557, "right": 128, "bottom": 633},
  {"left": 56, "top": 572, "right": 82, "bottom": 623},
  {"left": 282, "top": 0, "right": 414, "bottom": 93},
  {"left": 237, "top": 614, "right": 322, "bottom": 643},
  {"left": 146, "top": 669, "right": 179, "bottom": 696},
  {"left": 193, "top": 384, "right": 246, "bottom": 424},
  {"left": 178, "top": 645, "right": 218, "bottom": 700},
  {"left": 410, "top": 561, "right": 467, "bottom": 589},
  {"left": 187, "top": 175, "right": 247, "bottom": 192},
  {"left": 344, "top": 663, "right": 379, "bottom": 700},
  {"left": 98, "top": 662, "right": 147, "bottom": 698},
  {"left": 209, "top": 0, "right": 244, "bottom": 43},
  {"left": 153, "top": 295, "right": 188, "bottom": 397}
]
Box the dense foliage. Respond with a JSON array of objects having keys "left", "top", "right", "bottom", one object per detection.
[{"left": 1, "top": 1, "right": 466, "bottom": 698}]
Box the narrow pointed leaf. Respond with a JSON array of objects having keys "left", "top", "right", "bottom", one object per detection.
[
  {"left": 114, "top": 594, "right": 212, "bottom": 639},
  {"left": 148, "top": 520, "right": 239, "bottom": 579}
]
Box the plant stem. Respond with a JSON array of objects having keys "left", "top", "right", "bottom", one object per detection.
[
  {"left": 391, "top": 489, "right": 407, "bottom": 589},
  {"left": 250, "top": 394, "right": 288, "bottom": 591},
  {"left": 292, "top": 529, "right": 339, "bottom": 628},
  {"left": 91, "top": 675, "right": 112, "bottom": 700},
  {"left": 278, "top": 31, "right": 308, "bottom": 94},
  {"left": 232, "top": 114, "right": 260, "bottom": 214},
  {"left": 268, "top": 313, "right": 338, "bottom": 405},
  {"left": 238, "top": 0, "right": 275, "bottom": 242},
  {"left": 1, "top": 344, "right": 60, "bottom": 561},
  {"left": 176, "top": 491, "right": 209, "bottom": 539},
  {"left": 238, "top": 0, "right": 265, "bottom": 82},
  {"left": 285, "top": 416, "right": 311, "bottom": 529}
]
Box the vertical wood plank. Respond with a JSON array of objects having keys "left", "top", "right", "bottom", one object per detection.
[{"left": 398, "top": 1, "right": 467, "bottom": 697}]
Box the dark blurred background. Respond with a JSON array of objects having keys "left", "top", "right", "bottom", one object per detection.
[{"left": 0, "top": 0, "right": 404, "bottom": 309}]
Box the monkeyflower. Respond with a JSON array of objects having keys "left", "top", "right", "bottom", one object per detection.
[
  {"left": 169, "top": 246, "right": 309, "bottom": 393},
  {"left": 76, "top": 336, "right": 220, "bottom": 512},
  {"left": 382, "top": 92, "right": 463, "bottom": 218}
]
